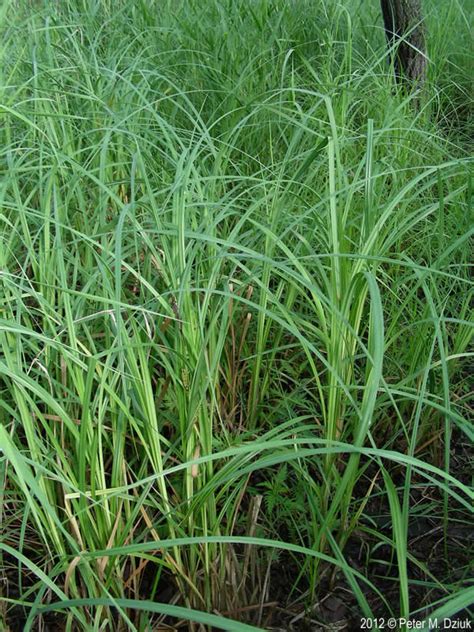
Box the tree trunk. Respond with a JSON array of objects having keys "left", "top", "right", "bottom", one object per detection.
[{"left": 380, "top": 0, "right": 427, "bottom": 84}]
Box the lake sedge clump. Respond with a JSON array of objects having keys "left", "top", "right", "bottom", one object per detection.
[{"left": 0, "top": 0, "right": 472, "bottom": 630}]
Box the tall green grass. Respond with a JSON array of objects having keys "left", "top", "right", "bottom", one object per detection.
[{"left": 1, "top": 0, "right": 472, "bottom": 630}]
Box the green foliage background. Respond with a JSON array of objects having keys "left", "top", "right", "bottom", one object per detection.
[{"left": 0, "top": 0, "right": 472, "bottom": 630}]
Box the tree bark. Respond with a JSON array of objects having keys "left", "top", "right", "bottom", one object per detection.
[{"left": 380, "top": 0, "right": 427, "bottom": 84}]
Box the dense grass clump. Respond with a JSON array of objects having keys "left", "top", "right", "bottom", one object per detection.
[{"left": 0, "top": 0, "right": 472, "bottom": 630}]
